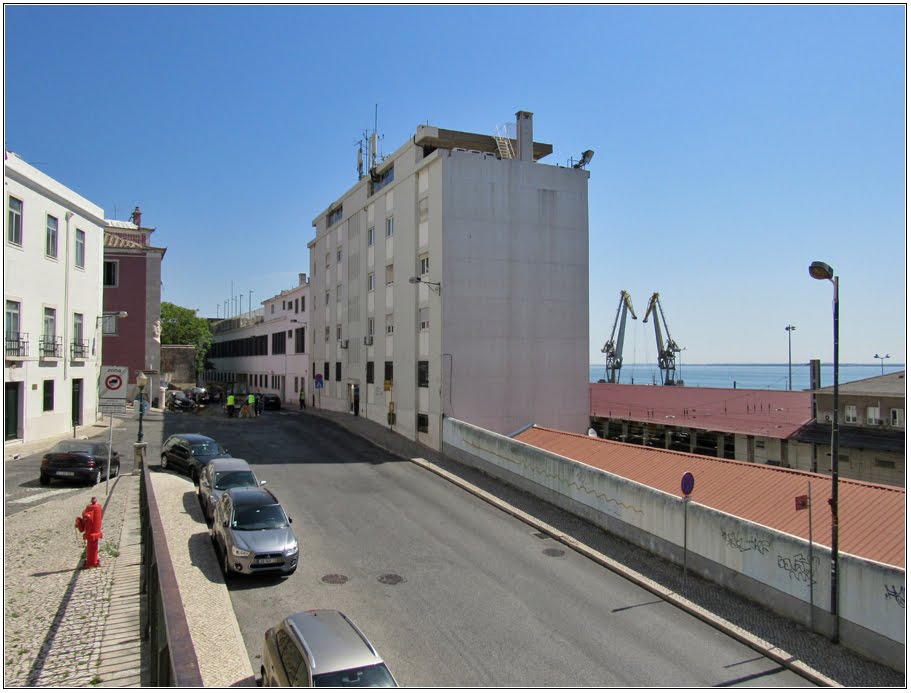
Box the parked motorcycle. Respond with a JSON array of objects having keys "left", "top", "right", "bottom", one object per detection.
[{"left": 168, "top": 393, "right": 198, "bottom": 412}]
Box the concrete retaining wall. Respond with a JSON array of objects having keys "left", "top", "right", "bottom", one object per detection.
[{"left": 442, "top": 417, "right": 905, "bottom": 671}]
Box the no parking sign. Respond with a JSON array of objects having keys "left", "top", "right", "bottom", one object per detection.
[{"left": 99, "top": 365, "right": 129, "bottom": 413}]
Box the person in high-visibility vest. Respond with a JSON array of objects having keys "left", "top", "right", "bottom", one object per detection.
[
  {"left": 226, "top": 393, "right": 236, "bottom": 417},
  {"left": 247, "top": 392, "right": 256, "bottom": 417}
]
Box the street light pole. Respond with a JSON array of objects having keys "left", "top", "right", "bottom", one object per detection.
[
  {"left": 809, "top": 260, "right": 839, "bottom": 644},
  {"left": 136, "top": 371, "right": 148, "bottom": 444},
  {"left": 874, "top": 353, "right": 890, "bottom": 375},
  {"left": 785, "top": 325, "right": 796, "bottom": 391}
]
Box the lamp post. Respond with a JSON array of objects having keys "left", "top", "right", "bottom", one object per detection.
[
  {"left": 136, "top": 371, "right": 148, "bottom": 444},
  {"left": 874, "top": 353, "right": 890, "bottom": 375},
  {"left": 809, "top": 260, "right": 839, "bottom": 643},
  {"left": 785, "top": 325, "right": 796, "bottom": 390},
  {"left": 408, "top": 276, "right": 441, "bottom": 294}
]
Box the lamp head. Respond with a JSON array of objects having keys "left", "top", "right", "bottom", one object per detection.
[
  {"left": 136, "top": 371, "right": 148, "bottom": 389},
  {"left": 809, "top": 261, "right": 834, "bottom": 281},
  {"left": 408, "top": 276, "right": 420, "bottom": 285}
]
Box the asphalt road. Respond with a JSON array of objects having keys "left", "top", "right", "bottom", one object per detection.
[{"left": 163, "top": 407, "right": 814, "bottom": 688}]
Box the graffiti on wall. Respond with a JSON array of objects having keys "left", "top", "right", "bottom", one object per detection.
[
  {"left": 884, "top": 584, "right": 905, "bottom": 609},
  {"left": 721, "top": 528, "right": 770, "bottom": 554},
  {"left": 777, "top": 553, "right": 819, "bottom": 585}
]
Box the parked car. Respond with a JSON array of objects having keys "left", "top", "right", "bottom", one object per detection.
[
  {"left": 261, "top": 610, "right": 398, "bottom": 687},
  {"left": 160, "top": 433, "right": 230, "bottom": 482},
  {"left": 189, "top": 386, "right": 209, "bottom": 403},
  {"left": 168, "top": 391, "right": 198, "bottom": 412},
  {"left": 198, "top": 457, "right": 264, "bottom": 522},
  {"left": 262, "top": 394, "right": 281, "bottom": 410},
  {"left": 210, "top": 486, "right": 298, "bottom": 577},
  {"left": 40, "top": 440, "right": 120, "bottom": 486}
]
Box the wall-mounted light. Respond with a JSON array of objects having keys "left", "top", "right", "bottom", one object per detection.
[
  {"left": 408, "top": 276, "right": 441, "bottom": 294},
  {"left": 572, "top": 149, "right": 595, "bottom": 169}
]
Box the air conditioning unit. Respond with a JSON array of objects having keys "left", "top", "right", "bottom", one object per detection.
[
  {"left": 363, "top": 336, "right": 374, "bottom": 346},
  {"left": 339, "top": 339, "right": 349, "bottom": 349}
]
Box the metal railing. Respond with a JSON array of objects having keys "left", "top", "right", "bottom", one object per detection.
[
  {"left": 5, "top": 332, "right": 28, "bottom": 357},
  {"left": 140, "top": 453, "right": 204, "bottom": 686},
  {"left": 39, "top": 335, "right": 63, "bottom": 358},
  {"left": 70, "top": 339, "right": 89, "bottom": 360}
]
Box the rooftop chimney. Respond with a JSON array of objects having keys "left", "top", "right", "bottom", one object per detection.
[
  {"left": 131, "top": 206, "right": 142, "bottom": 227},
  {"left": 299, "top": 272, "right": 309, "bottom": 286},
  {"left": 516, "top": 110, "right": 533, "bottom": 162}
]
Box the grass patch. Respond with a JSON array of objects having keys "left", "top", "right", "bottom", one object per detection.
[
  {"left": 89, "top": 674, "right": 103, "bottom": 686},
  {"left": 100, "top": 541, "right": 119, "bottom": 558}
]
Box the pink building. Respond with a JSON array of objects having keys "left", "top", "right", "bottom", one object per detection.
[{"left": 102, "top": 207, "right": 166, "bottom": 404}]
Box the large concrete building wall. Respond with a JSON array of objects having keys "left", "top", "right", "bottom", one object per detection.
[{"left": 442, "top": 416, "right": 905, "bottom": 671}]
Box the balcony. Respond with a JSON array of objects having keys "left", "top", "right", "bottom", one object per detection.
[
  {"left": 39, "top": 335, "right": 63, "bottom": 359},
  {"left": 70, "top": 339, "right": 89, "bottom": 360},
  {"left": 5, "top": 332, "right": 29, "bottom": 358}
]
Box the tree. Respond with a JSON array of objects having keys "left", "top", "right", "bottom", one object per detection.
[{"left": 160, "top": 302, "right": 212, "bottom": 374}]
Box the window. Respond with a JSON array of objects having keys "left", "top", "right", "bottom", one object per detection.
[
  {"left": 75, "top": 229, "right": 85, "bottom": 268},
  {"left": 335, "top": 362, "right": 341, "bottom": 381},
  {"left": 43, "top": 307, "right": 56, "bottom": 341},
  {"left": 367, "top": 317, "right": 375, "bottom": 337},
  {"left": 418, "top": 197, "right": 429, "bottom": 222},
  {"left": 386, "top": 264, "right": 394, "bottom": 285},
  {"left": 418, "top": 361, "right": 429, "bottom": 388},
  {"left": 419, "top": 307, "right": 429, "bottom": 331},
  {"left": 271, "top": 304, "right": 275, "bottom": 314},
  {"left": 8, "top": 196, "right": 22, "bottom": 245},
  {"left": 43, "top": 380, "right": 54, "bottom": 411},
  {"left": 891, "top": 408, "right": 904, "bottom": 428},
  {"left": 384, "top": 361, "right": 393, "bottom": 382},
  {"left": 103, "top": 261, "right": 118, "bottom": 287},
  {"left": 272, "top": 332, "right": 286, "bottom": 355},
  {"left": 324, "top": 326, "right": 330, "bottom": 341},
  {"left": 366, "top": 361, "right": 374, "bottom": 384},
  {"left": 336, "top": 284, "right": 342, "bottom": 302},
  {"left": 6, "top": 300, "right": 22, "bottom": 356},
  {"left": 337, "top": 246, "right": 342, "bottom": 263},
  {"left": 336, "top": 324, "right": 342, "bottom": 340},
  {"left": 325, "top": 291, "right": 330, "bottom": 306},
  {"left": 326, "top": 252, "right": 331, "bottom": 268},
  {"left": 301, "top": 295, "right": 305, "bottom": 312},
  {"left": 866, "top": 406, "right": 881, "bottom": 425},
  {"left": 420, "top": 255, "right": 430, "bottom": 276},
  {"left": 844, "top": 405, "right": 857, "bottom": 424},
  {"left": 46, "top": 215, "right": 58, "bottom": 258},
  {"left": 72, "top": 313, "right": 84, "bottom": 357},
  {"left": 295, "top": 298, "right": 299, "bottom": 314},
  {"left": 367, "top": 272, "right": 375, "bottom": 291},
  {"left": 324, "top": 362, "right": 330, "bottom": 379},
  {"left": 367, "top": 226, "right": 375, "bottom": 246},
  {"left": 327, "top": 205, "right": 343, "bottom": 226},
  {"left": 386, "top": 315, "right": 394, "bottom": 335},
  {"left": 101, "top": 314, "right": 120, "bottom": 335},
  {"left": 417, "top": 413, "right": 429, "bottom": 433},
  {"left": 385, "top": 216, "right": 394, "bottom": 237},
  {"left": 875, "top": 458, "right": 896, "bottom": 469},
  {"left": 294, "top": 327, "right": 306, "bottom": 353}
]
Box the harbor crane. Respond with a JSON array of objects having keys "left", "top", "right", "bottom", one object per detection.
[
  {"left": 601, "top": 291, "right": 638, "bottom": 383},
  {"left": 642, "top": 292, "right": 683, "bottom": 386}
]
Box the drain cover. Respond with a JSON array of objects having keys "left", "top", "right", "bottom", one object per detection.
[
  {"left": 321, "top": 574, "right": 349, "bottom": 585},
  {"left": 543, "top": 548, "right": 565, "bottom": 558},
  {"left": 377, "top": 573, "right": 404, "bottom": 585}
]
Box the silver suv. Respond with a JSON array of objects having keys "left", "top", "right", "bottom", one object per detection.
[
  {"left": 262, "top": 610, "right": 398, "bottom": 687},
  {"left": 198, "top": 457, "right": 264, "bottom": 522},
  {"left": 210, "top": 486, "right": 298, "bottom": 577}
]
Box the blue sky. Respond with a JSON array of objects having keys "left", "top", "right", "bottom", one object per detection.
[{"left": 4, "top": 5, "right": 906, "bottom": 365}]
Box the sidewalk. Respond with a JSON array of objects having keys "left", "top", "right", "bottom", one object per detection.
[{"left": 303, "top": 406, "right": 904, "bottom": 688}]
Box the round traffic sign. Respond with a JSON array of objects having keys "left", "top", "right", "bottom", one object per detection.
[
  {"left": 105, "top": 374, "right": 123, "bottom": 390},
  {"left": 681, "top": 471, "right": 695, "bottom": 496}
]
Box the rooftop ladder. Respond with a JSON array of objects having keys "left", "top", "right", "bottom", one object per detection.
[{"left": 494, "top": 123, "right": 515, "bottom": 160}]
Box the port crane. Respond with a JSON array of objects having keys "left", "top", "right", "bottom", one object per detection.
[
  {"left": 601, "top": 291, "right": 638, "bottom": 383},
  {"left": 642, "top": 292, "right": 683, "bottom": 386}
]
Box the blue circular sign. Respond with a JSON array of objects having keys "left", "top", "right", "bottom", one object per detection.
[{"left": 681, "top": 471, "right": 695, "bottom": 496}]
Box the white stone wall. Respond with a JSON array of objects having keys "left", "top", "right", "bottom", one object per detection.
[{"left": 4, "top": 153, "right": 105, "bottom": 445}]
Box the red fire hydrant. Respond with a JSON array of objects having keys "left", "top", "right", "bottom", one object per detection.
[{"left": 75, "top": 496, "right": 104, "bottom": 569}]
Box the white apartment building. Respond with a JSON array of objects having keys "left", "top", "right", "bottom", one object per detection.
[
  {"left": 308, "top": 111, "right": 591, "bottom": 449},
  {"left": 5, "top": 152, "right": 106, "bottom": 445},
  {"left": 207, "top": 274, "right": 310, "bottom": 405}
]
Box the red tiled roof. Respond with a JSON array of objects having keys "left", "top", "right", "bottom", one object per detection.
[
  {"left": 515, "top": 426, "right": 905, "bottom": 569},
  {"left": 590, "top": 383, "right": 813, "bottom": 439}
]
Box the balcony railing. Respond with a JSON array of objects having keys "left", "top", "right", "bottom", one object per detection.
[
  {"left": 70, "top": 339, "right": 89, "bottom": 360},
  {"left": 39, "top": 335, "right": 63, "bottom": 359},
  {"left": 5, "top": 332, "right": 28, "bottom": 358}
]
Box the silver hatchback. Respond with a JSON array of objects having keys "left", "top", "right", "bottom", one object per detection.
[
  {"left": 262, "top": 610, "right": 398, "bottom": 687},
  {"left": 197, "top": 457, "right": 264, "bottom": 522}
]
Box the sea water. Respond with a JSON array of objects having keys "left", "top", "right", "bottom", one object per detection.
[{"left": 588, "top": 363, "right": 905, "bottom": 391}]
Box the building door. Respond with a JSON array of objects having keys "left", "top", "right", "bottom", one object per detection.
[
  {"left": 72, "top": 379, "right": 83, "bottom": 427},
  {"left": 348, "top": 383, "right": 360, "bottom": 417},
  {"left": 5, "top": 382, "right": 20, "bottom": 441}
]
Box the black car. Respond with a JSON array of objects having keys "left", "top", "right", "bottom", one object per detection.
[
  {"left": 262, "top": 394, "right": 281, "bottom": 410},
  {"left": 160, "top": 433, "right": 231, "bottom": 481},
  {"left": 40, "top": 440, "right": 120, "bottom": 486}
]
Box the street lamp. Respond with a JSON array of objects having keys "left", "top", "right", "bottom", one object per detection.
[
  {"left": 408, "top": 276, "right": 441, "bottom": 294},
  {"left": 874, "top": 353, "right": 890, "bottom": 375},
  {"left": 785, "top": 325, "right": 796, "bottom": 390},
  {"left": 808, "top": 260, "right": 839, "bottom": 644},
  {"left": 136, "top": 371, "right": 148, "bottom": 444}
]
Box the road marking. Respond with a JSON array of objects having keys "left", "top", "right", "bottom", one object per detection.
[{"left": 8, "top": 488, "right": 74, "bottom": 504}]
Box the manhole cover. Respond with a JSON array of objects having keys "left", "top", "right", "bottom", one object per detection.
[
  {"left": 532, "top": 531, "right": 549, "bottom": 540},
  {"left": 377, "top": 573, "right": 404, "bottom": 585},
  {"left": 321, "top": 574, "right": 349, "bottom": 585},
  {"left": 543, "top": 548, "right": 565, "bottom": 558}
]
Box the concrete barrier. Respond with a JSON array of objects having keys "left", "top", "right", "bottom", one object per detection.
[{"left": 442, "top": 417, "right": 905, "bottom": 671}]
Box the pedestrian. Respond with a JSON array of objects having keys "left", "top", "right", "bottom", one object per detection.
[
  {"left": 226, "top": 392, "right": 236, "bottom": 418},
  {"left": 299, "top": 389, "right": 306, "bottom": 410},
  {"left": 255, "top": 394, "right": 263, "bottom": 417},
  {"left": 248, "top": 392, "right": 257, "bottom": 417}
]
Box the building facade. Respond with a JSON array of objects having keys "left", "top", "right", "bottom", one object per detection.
[
  {"left": 308, "top": 111, "right": 591, "bottom": 450},
  {"left": 207, "top": 274, "right": 310, "bottom": 405},
  {"left": 102, "top": 207, "right": 166, "bottom": 403},
  {"left": 4, "top": 152, "right": 106, "bottom": 445}
]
